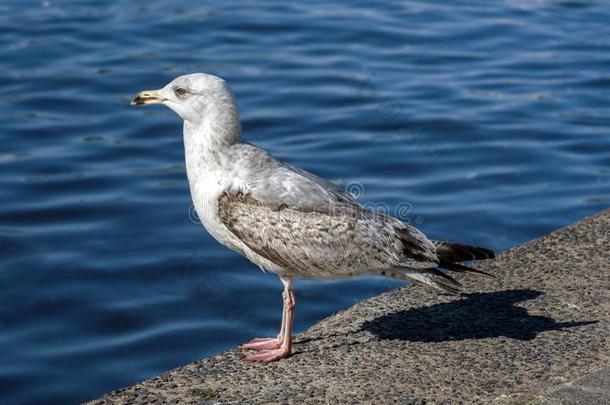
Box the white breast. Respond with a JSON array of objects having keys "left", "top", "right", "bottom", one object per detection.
[
  {"left": 185, "top": 153, "right": 237, "bottom": 251},
  {"left": 182, "top": 125, "right": 288, "bottom": 275}
]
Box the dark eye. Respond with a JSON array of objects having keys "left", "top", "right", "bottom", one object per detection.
[{"left": 176, "top": 87, "right": 186, "bottom": 96}]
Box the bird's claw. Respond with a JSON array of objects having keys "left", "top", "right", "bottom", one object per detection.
[
  {"left": 239, "top": 337, "right": 283, "bottom": 351},
  {"left": 244, "top": 347, "right": 291, "bottom": 363}
]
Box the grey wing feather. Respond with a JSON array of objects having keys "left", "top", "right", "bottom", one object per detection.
[
  {"left": 231, "top": 144, "right": 359, "bottom": 214},
  {"left": 285, "top": 163, "right": 359, "bottom": 205},
  {"left": 223, "top": 144, "right": 439, "bottom": 277}
]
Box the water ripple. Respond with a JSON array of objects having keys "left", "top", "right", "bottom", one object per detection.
[{"left": 0, "top": 1, "right": 609, "bottom": 403}]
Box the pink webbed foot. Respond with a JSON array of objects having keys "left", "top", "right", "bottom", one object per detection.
[
  {"left": 239, "top": 337, "right": 283, "bottom": 351},
  {"left": 244, "top": 346, "right": 291, "bottom": 363},
  {"left": 241, "top": 277, "right": 296, "bottom": 363}
]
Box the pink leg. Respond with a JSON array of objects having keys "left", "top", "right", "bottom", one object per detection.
[
  {"left": 239, "top": 305, "right": 285, "bottom": 351},
  {"left": 243, "top": 277, "right": 295, "bottom": 362},
  {"left": 239, "top": 284, "right": 287, "bottom": 351}
]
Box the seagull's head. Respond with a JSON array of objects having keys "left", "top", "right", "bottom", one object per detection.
[{"left": 131, "top": 73, "right": 237, "bottom": 127}]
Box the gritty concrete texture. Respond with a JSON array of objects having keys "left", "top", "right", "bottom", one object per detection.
[{"left": 89, "top": 209, "right": 609, "bottom": 404}]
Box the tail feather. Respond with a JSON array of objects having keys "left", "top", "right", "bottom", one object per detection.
[
  {"left": 433, "top": 241, "right": 495, "bottom": 264},
  {"left": 371, "top": 267, "right": 462, "bottom": 295},
  {"left": 410, "top": 269, "right": 462, "bottom": 294},
  {"left": 370, "top": 241, "right": 496, "bottom": 294}
]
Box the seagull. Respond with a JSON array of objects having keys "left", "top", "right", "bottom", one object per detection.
[{"left": 131, "top": 73, "right": 495, "bottom": 363}]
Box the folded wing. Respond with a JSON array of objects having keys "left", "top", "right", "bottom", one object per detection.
[{"left": 217, "top": 191, "right": 438, "bottom": 279}]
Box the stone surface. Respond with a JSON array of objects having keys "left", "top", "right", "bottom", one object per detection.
[{"left": 89, "top": 210, "right": 609, "bottom": 404}]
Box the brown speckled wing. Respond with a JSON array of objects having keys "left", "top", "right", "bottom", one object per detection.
[{"left": 217, "top": 192, "right": 438, "bottom": 279}]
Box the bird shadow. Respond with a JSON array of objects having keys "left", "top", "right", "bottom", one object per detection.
[{"left": 359, "top": 289, "right": 596, "bottom": 342}]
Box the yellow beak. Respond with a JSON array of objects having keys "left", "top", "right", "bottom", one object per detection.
[{"left": 130, "top": 89, "right": 166, "bottom": 106}]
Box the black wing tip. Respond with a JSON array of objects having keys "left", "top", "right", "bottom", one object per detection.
[
  {"left": 434, "top": 240, "right": 496, "bottom": 262},
  {"left": 434, "top": 279, "right": 463, "bottom": 295},
  {"left": 475, "top": 246, "right": 496, "bottom": 260},
  {"left": 462, "top": 244, "right": 496, "bottom": 261},
  {"left": 429, "top": 270, "right": 463, "bottom": 294},
  {"left": 443, "top": 262, "right": 496, "bottom": 279}
]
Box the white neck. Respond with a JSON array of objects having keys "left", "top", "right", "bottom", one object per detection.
[
  {"left": 183, "top": 96, "right": 242, "bottom": 158},
  {"left": 182, "top": 98, "right": 243, "bottom": 194}
]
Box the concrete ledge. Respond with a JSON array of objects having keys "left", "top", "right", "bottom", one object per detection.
[{"left": 90, "top": 209, "right": 610, "bottom": 404}]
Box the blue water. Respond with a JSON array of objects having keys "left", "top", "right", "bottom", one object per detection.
[{"left": 1, "top": 0, "right": 609, "bottom": 403}]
